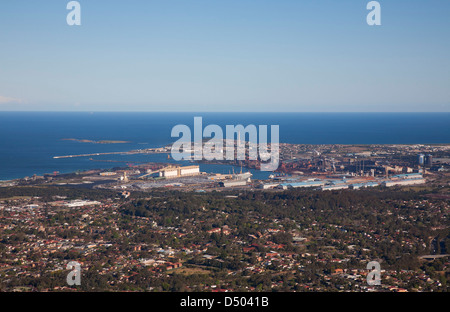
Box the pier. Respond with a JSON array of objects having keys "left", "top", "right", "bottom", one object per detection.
[{"left": 53, "top": 149, "right": 169, "bottom": 159}]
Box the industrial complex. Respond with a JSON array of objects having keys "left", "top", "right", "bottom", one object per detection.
[{"left": 8, "top": 142, "right": 450, "bottom": 195}]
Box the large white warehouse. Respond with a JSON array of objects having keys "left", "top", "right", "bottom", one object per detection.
[{"left": 159, "top": 165, "right": 200, "bottom": 178}]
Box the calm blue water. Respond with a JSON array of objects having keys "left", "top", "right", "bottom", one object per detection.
[{"left": 0, "top": 112, "right": 449, "bottom": 181}]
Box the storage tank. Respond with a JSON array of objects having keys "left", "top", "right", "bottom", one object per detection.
[
  {"left": 425, "top": 154, "right": 433, "bottom": 166},
  {"left": 417, "top": 154, "right": 425, "bottom": 166}
]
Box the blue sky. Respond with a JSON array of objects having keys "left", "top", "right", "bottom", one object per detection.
[{"left": 0, "top": 0, "right": 449, "bottom": 112}]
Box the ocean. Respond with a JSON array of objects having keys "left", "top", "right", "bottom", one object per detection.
[{"left": 0, "top": 112, "right": 449, "bottom": 181}]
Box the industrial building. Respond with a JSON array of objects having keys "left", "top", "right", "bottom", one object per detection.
[
  {"left": 382, "top": 178, "right": 426, "bottom": 187},
  {"left": 426, "top": 154, "right": 433, "bottom": 166},
  {"left": 418, "top": 154, "right": 433, "bottom": 166},
  {"left": 380, "top": 172, "right": 426, "bottom": 187},
  {"left": 99, "top": 172, "right": 117, "bottom": 176},
  {"left": 257, "top": 183, "right": 281, "bottom": 189},
  {"left": 349, "top": 182, "right": 379, "bottom": 189},
  {"left": 159, "top": 165, "right": 200, "bottom": 179},
  {"left": 418, "top": 154, "right": 425, "bottom": 166},
  {"left": 219, "top": 170, "right": 252, "bottom": 187},
  {"left": 64, "top": 200, "right": 102, "bottom": 208},
  {"left": 391, "top": 173, "right": 423, "bottom": 180},
  {"left": 277, "top": 180, "right": 325, "bottom": 190},
  {"left": 219, "top": 180, "right": 248, "bottom": 187},
  {"left": 320, "top": 184, "right": 348, "bottom": 191}
]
